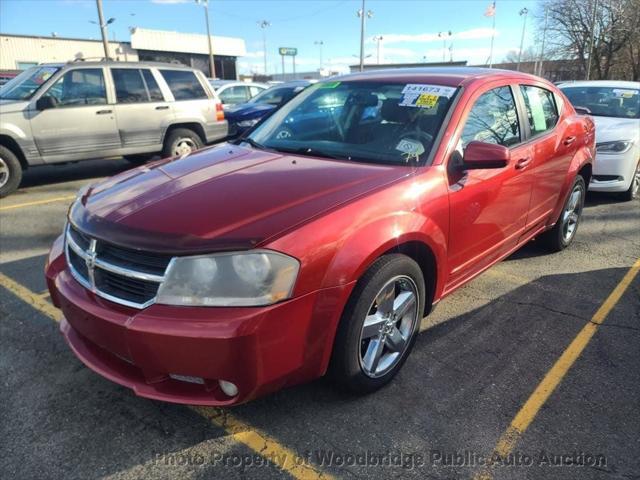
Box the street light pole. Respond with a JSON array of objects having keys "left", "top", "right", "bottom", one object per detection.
[
  {"left": 196, "top": 0, "right": 215, "bottom": 78},
  {"left": 586, "top": 0, "right": 598, "bottom": 80},
  {"left": 516, "top": 8, "right": 528, "bottom": 71},
  {"left": 314, "top": 40, "right": 324, "bottom": 70},
  {"left": 258, "top": 20, "right": 270, "bottom": 76},
  {"left": 537, "top": 5, "right": 549, "bottom": 76},
  {"left": 357, "top": 0, "right": 373, "bottom": 72},
  {"left": 373, "top": 35, "right": 383, "bottom": 64},
  {"left": 95, "top": 0, "right": 111, "bottom": 60},
  {"left": 438, "top": 31, "right": 451, "bottom": 63}
]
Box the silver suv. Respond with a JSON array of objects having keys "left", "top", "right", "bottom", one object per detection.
[{"left": 0, "top": 61, "right": 228, "bottom": 197}]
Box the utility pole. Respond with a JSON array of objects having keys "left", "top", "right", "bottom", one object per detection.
[
  {"left": 516, "top": 8, "right": 528, "bottom": 71},
  {"left": 95, "top": 0, "right": 111, "bottom": 60},
  {"left": 537, "top": 5, "right": 549, "bottom": 76},
  {"left": 258, "top": 20, "right": 270, "bottom": 76},
  {"left": 196, "top": 0, "right": 215, "bottom": 78},
  {"left": 357, "top": 0, "right": 373, "bottom": 72},
  {"left": 586, "top": 0, "right": 598, "bottom": 80}
]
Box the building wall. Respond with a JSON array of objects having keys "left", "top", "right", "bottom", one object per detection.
[{"left": 0, "top": 34, "right": 138, "bottom": 70}]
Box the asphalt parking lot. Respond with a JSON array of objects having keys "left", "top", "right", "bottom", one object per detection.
[{"left": 1, "top": 158, "right": 639, "bottom": 480}]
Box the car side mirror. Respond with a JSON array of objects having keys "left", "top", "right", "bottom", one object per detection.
[
  {"left": 574, "top": 106, "right": 591, "bottom": 115},
  {"left": 463, "top": 141, "right": 510, "bottom": 169},
  {"left": 36, "top": 96, "right": 58, "bottom": 111}
]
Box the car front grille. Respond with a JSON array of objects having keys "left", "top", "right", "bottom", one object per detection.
[{"left": 65, "top": 224, "right": 172, "bottom": 309}]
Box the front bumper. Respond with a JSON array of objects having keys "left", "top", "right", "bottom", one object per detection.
[
  {"left": 589, "top": 148, "right": 638, "bottom": 193},
  {"left": 45, "top": 236, "right": 350, "bottom": 406}
]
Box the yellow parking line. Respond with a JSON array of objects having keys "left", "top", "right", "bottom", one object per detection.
[
  {"left": 474, "top": 258, "right": 640, "bottom": 480},
  {"left": 0, "top": 271, "right": 334, "bottom": 480},
  {"left": 0, "top": 195, "right": 76, "bottom": 212}
]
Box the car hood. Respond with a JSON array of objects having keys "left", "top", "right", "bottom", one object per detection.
[
  {"left": 225, "top": 103, "right": 276, "bottom": 119},
  {"left": 70, "top": 144, "right": 411, "bottom": 254},
  {"left": 0, "top": 99, "right": 28, "bottom": 113},
  {"left": 592, "top": 116, "right": 640, "bottom": 143}
]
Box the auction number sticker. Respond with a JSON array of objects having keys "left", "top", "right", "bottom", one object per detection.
[
  {"left": 399, "top": 84, "right": 456, "bottom": 108},
  {"left": 612, "top": 88, "right": 638, "bottom": 98}
]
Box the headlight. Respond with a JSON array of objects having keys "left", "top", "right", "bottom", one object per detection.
[
  {"left": 237, "top": 118, "right": 260, "bottom": 128},
  {"left": 156, "top": 250, "right": 299, "bottom": 307},
  {"left": 596, "top": 140, "right": 633, "bottom": 154}
]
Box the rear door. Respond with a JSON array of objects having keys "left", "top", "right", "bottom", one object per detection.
[
  {"left": 516, "top": 84, "right": 576, "bottom": 231},
  {"left": 111, "top": 67, "right": 170, "bottom": 153},
  {"left": 446, "top": 83, "right": 534, "bottom": 290},
  {"left": 29, "top": 67, "right": 121, "bottom": 162}
]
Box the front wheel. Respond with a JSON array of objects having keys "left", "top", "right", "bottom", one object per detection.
[
  {"left": 619, "top": 161, "right": 639, "bottom": 202},
  {"left": 162, "top": 128, "right": 203, "bottom": 158},
  {"left": 539, "top": 175, "right": 586, "bottom": 252},
  {"left": 329, "top": 254, "right": 425, "bottom": 393},
  {"left": 0, "top": 145, "right": 23, "bottom": 198}
]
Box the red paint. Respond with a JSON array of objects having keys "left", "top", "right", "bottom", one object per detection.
[{"left": 46, "top": 69, "right": 594, "bottom": 405}]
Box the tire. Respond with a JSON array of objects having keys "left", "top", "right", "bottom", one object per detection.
[
  {"left": 329, "top": 254, "right": 426, "bottom": 394},
  {"left": 162, "top": 128, "right": 203, "bottom": 158},
  {"left": 124, "top": 153, "right": 156, "bottom": 166},
  {"left": 0, "top": 145, "right": 23, "bottom": 198},
  {"left": 619, "top": 161, "right": 639, "bottom": 202},
  {"left": 539, "top": 175, "right": 586, "bottom": 252}
]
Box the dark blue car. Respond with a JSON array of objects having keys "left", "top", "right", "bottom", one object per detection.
[{"left": 224, "top": 80, "right": 311, "bottom": 138}]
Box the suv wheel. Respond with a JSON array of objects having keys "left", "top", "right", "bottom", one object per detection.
[
  {"left": 162, "top": 128, "right": 203, "bottom": 158},
  {"left": 329, "top": 254, "right": 425, "bottom": 393},
  {"left": 0, "top": 145, "right": 23, "bottom": 198},
  {"left": 540, "top": 175, "right": 586, "bottom": 252}
]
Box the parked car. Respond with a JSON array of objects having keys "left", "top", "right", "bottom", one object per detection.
[
  {"left": 224, "top": 80, "right": 310, "bottom": 138},
  {"left": 559, "top": 80, "right": 639, "bottom": 201},
  {"left": 0, "top": 61, "right": 227, "bottom": 197},
  {"left": 45, "top": 68, "right": 594, "bottom": 405},
  {"left": 208, "top": 80, "right": 268, "bottom": 109}
]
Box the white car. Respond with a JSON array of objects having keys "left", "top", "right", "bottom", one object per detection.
[
  {"left": 560, "top": 80, "right": 640, "bottom": 201},
  {"left": 208, "top": 80, "right": 268, "bottom": 109}
]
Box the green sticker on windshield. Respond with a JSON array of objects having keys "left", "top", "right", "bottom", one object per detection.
[{"left": 318, "top": 81, "right": 340, "bottom": 89}]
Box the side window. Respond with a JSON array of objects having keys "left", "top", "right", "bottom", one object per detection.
[
  {"left": 249, "top": 86, "right": 264, "bottom": 97},
  {"left": 520, "top": 85, "right": 559, "bottom": 136},
  {"left": 112, "top": 69, "right": 148, "bottom": 103},
  {"left": 43, "top": 68, "right": 106, "bottom": 106},
  {"left": 219, "top": 86, "right": 250, "bottom": 104},
  {"left": 461, "top": 86, "right": 520, "bottom": 148},
  {"left": 142, "top": 70, "right": 164, "bottom": 101},
  {"left": 159, "top": 70, "right": 207, "bottom": 101}
]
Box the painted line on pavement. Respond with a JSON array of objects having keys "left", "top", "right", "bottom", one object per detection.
[
  {"left": 0, "top": 271, "right": 334, "bottom": 480},
  {"left": 0, "top": 195, "right": 75, "bottom": 212},
  {"left": 473, "top": 258, "right": 640, "bottom": 480}
]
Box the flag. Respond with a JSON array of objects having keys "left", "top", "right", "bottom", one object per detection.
[{"left": 484, "top": 1, "right": 496, "bottom": 17}]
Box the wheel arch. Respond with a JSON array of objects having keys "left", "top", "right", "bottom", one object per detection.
[
  {"left": 0, "top": 134, "right": 28, "bottom": 170},
  {"left": 163, "top": 122, "right": 207, "bottom": 145}
]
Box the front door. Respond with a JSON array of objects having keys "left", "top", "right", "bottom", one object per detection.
[
  {"left": 29, "top": 67, "right": 121, "bottom": 162},
  {"left": 446, "top": 84, "right": 534, "bottom": 291}
]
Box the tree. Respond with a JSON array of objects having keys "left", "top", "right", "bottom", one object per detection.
[
  {"left": 502, "top": 46, "right": 538, "bottom": 64},
  {"left": 536, "top": 0, "right": 640, "bottom": 80}
]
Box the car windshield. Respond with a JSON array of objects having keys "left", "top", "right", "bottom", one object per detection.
[
  {"left": 248, "top": 86, "right": 297, "bottom": 105},
  {"left": 0, "top": 66, "right": 59, "bottom": 100},
  {"left": 248, "top": 80, "right": 458, "bottom": 166},
  {"left": 562, "top": 86, "right": 639, "bottom": 119}
]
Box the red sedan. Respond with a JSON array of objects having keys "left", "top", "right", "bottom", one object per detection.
[{"left": 45, "top": 68, "right": 595, "bottom": 405}]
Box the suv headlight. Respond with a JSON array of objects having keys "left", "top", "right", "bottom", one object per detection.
[
  {"left": 596, "top": 140, "right": 633, "bottom": 154},
  {"left": 156, "top": 250, "right": 299, "bottom": 307}
]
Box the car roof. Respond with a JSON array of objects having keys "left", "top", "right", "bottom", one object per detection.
[
  {"left": 558, "top": 80, "right": 640, "bottom": 89},
  {"left": 328, "top": 67, "right": 544, "bottom": 87},
  {"left": 270, "top": 80, "right": 312, "bottom": 88},
  {"left": 38, "top": 61, "right": 200, "bottom": 71}
]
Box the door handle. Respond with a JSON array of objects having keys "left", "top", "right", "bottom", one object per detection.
[
  {"left": 96, "top": 109, "right": 112, "bottom": 115},
  {"left": 515, "top": 157, "right": 532, "bottom": 169},
  {"left": 155, "top": 106, "right": 169, "bottom": 110},
  {"left": 563, "top": 136, "right": 576, "bottom": 146}
]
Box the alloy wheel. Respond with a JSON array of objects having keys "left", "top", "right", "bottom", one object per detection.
[
  {"left": 562, "top": 183, "right": 584, "bottom": 243},
  {"left": 172, "top": 138, "right": 197, "bottom": 157},
  {"left": 358, "top": 275, "right": 419, "bottom": 378},
  {"left": 632, "top": 162, "right": 640, "bottom": 199},
  {"left": 0, "top": 157, "right": 9, "bottom": 189}
]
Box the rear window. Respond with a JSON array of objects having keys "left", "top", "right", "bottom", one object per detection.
[{"left": 159, "top": 70, "right": 207, "bottom": 101}]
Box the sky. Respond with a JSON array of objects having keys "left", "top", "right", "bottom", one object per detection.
[{"left": 0, "top": 0, "right": 541, "bottom": 75}]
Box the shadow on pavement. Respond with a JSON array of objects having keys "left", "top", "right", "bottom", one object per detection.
[{"left": 18, "top": 158, "right": 134, "bottom": 190}]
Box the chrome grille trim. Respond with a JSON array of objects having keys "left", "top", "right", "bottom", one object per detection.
[{"left": 64, "top": 224, "right": 169, "bottom": 309}]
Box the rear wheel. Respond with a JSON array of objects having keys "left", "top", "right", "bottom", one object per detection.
[
  {"left": 539, "top": 175, "right": 586, "bottom": 252},
  {"left": 0, "top": 145, "right": 23, "bottom": 198},
  {"left": 619, "top": 161, "right": 639, "bottom": 202},
  {"left": 329, "top": 254, "right": 425, "bottom": 393},
  {"left": 162, "top": 128, "right": 203, "bottom": 158}
]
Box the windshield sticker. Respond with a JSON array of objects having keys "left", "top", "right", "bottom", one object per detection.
[
  {"left": 612, "top": 88, "right": 638, "bottom": 98},
  {"left": 399, "top": 84, "right": 456, "bottom": 108},
  {"left": 396, "top": 138, "right": 425, "bottom": 157},
  {"left": 318, "top": 81, "right": 341, "bottom": 89}
]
